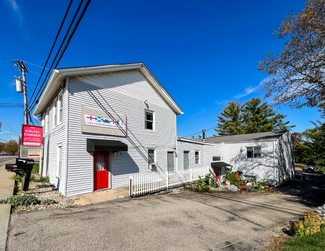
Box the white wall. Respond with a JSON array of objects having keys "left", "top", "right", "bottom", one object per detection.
[
  {"left": 65, "top": 70, "right": 177, "bottom": 196},
  {"left": 176, "top": 139, "right": 222, "bottom": 172},
  {"left": 41, "top": 87, "right": 68, "bottom": 195},
  {"left": 276, "top": 131, "right": 295, "bottom": 185},
  {"left": 222, "top": 140, "right": 276, "bottom": 184}
]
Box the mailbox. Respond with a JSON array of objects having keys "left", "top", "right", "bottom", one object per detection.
[{"left": 6, "top": 158, "right": 35, "bottom": 191}]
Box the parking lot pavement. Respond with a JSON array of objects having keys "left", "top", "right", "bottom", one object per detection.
[{"left": 7, "top": 185, "right": 313, "bottom": 251}]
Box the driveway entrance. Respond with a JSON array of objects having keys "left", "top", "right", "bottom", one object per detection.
[{"left": 7, "top": 169, "right": 325, "bottom": 251}]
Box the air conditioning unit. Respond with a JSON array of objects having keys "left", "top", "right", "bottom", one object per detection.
[{"left": 149, "top": 163, "right": 157, "bottom": 170}]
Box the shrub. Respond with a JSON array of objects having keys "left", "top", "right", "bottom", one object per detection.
[
  {"left": 293, "top": 212, "right": 324, "bottom": 236},
  {"left": 32, "top": 162, "right": 39, "bottom": 173},
  {"left": 193, "top": 176, "right": 210, "bottom": 192},
  {"left": 0, "top": 195, "right": 40, "bottom": 207},
  {"left": 39, "top": 176, "right": 49, "bottom": 182},
  {"left": 40, "top": 199, "right": 56, "bottom": 205},
  {"left": 11, "top": 175, "right": 22, "bottom": 183}
]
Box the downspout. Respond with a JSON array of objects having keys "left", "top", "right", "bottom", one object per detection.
[{"left": 64, "top": 77, "right": 70, "bottom": 197}]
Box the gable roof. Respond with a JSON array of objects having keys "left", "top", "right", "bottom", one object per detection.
[
  {"left": 205, "top": 130, "right": 288, "bottom": 143},
  {"left": 33, "top": 62, "right": 184, "bottom": 116}
]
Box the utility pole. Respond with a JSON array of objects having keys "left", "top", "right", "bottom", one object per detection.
[{"left": 14, "top": 60, "right": 29, "bottom": 125}]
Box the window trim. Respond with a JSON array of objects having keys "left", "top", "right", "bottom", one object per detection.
[
  {"left": 246, "top": 146, "right": 261, "bottom": 159},
  {"left": 45, "top": 108, "right": 49, "bottom": 133},
  {"left": 56, "top": 144, "right": 62, "bottom": 179},
  {"left": 194, "top": 151, "right": 200, "bottom": 165},
  {"left": 53, "top": 98, "right": 57, "bottom": 128},
  {"left": 148, "top": 149, "right": 156, "bottom": 169},
  {"left": 57, "top": 92, "right": 63, "bottom": 125},
  {"left": 144, "top": 109, "right": 155, "bottom": 131},
  {"left": 212, "top": 156, "right": 222, "bottom": 161}
]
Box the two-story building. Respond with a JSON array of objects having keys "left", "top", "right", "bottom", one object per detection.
[{"left": 33, "top": 63, "right": 295, "bottom": 197}]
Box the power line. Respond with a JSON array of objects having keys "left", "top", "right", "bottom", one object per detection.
[
  {"left": 3, "top": 124, "right": 20, "bottom": 136},
  {"left": 27, "top": 0, "right": 74, "bottom": 108},
  {"left": 29, "top": 0, "right": 91, "bottom": 111},
  {"left": 0, "top": 103, "right": 24, "bottom": 108},
  {"left": 182, "top": 126, "right": 217, "bottom": 138},
  {"left": 24, "top": 61, "right": 50, "bottom": 71}
]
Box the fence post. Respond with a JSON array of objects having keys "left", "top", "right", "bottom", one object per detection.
[
  {"left": 190, "top": 169, "right": 192, "bottom": 182},
  {"left": 166, "top": 172, "right": 168, "bottom": 191},
  {"left": 129, "top": 176, "right": 133, "bottom": 197}
]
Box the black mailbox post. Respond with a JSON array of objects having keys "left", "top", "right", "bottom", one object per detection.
[{"left": 6, "top": 158, "right": 34, "bottom": 191}]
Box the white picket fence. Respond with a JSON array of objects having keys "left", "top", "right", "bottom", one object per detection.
[{"left": 129, "top": 167, "right": 209, "bottom": 196}]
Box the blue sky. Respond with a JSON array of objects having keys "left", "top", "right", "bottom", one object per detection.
[{"left": 0, "top": 0, "right": 322, "bottom": 142}]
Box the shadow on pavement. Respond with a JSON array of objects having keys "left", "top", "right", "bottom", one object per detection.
[{"left": 276, "top": 169, "right": 325, "bottom": 208}]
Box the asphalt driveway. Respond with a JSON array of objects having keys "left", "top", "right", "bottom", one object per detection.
[{"left": 7, "top": 170, "right": 325, "bottom": 251}]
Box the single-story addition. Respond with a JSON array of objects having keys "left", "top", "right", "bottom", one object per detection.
[{"left": 205, "top": 130, "right": 295, "bottom": 186}]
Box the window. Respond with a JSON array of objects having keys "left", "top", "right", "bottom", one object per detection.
[
  {"left": 45, "top": 108, "right": 49, "bottom": 133},
  {"left": 53, "top": 100, "right": 57, "bottom": 127},
  {"left": 57, "top": 93, "right": 63, "bottom": 124},
  {"left": 56, "top": 145, "right": 62, "bottom": 178},
  {"left": 244, "top": 175, "right": 256, "bottom": 181},
  {"left": 148, "top": 149, "right": 155, "bottom": 164},
  {"left": 212, "top": 156, "right": 222, "bottom": 161},
  {"left": 195, "top": 151, "right": 199, "bottom": 164},
  {"left": 145, "top": 110, "right": 154, "bottom": 130},
  {"left": 247, "top": 146, "right": 261, "bottom": 158}
]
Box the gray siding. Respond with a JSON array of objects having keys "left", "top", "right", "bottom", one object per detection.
[
  {"left": 176, "top": 140, "right": 222, "bottom": 172},
  {"left": 222, "top": 140, "right": 276, "bottom": 184},
  {"left": 276, "top": 131, "right": 295, "bottom": 185},
  {"left": 66, "top": 70, "right": 177, "bottom": 197},
  {"left": 41, "top": 86, "right": 68, "bottom": 195}
]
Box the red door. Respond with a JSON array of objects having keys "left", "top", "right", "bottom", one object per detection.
[
  {"left": 214, "top": 167, "right": 220, "bottom": 179},
  {"left": 94, "top": 152, "right": 109, "bottom": 190}
]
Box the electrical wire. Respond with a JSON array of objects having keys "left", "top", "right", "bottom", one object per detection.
[
  {"left": 182, "top": 126, "right": 218, "bottom": 138},
  {"left": 27, "top": 0, "right": 74, "bottom": 108},
  {"left": 3, "top": 124, "right": 20, "bottom": 135},
  {"left": 29, "top": 0, "right": 91, "bottom": 111},
  {"left": 24, "top": 61, "right": 50, "bottom": 71}
]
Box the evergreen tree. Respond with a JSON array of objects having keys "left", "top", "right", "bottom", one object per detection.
[
  {"left": 242, "top": 98, "right": 277, "bottom": 133},
  {"left": 273, "top": 113, "right": 296, "bottom": 131},
  {"left": 214, "top": 101, "right": 245, "bottom": 136}
]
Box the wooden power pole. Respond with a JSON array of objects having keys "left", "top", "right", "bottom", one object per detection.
[{"left": 14, "top": 60, "right": 29, "bottom": 125}]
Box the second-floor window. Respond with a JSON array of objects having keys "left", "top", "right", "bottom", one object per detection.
[
  {"left": 53, "top": 100, "right": 57, "bottom": 127},
  {"left": 45, "top": 108, "right": 49, "bottom": 133},
  {"left": 145, "top": 110, "right": 154, "bottom": 130},
  {"left": 57, "top": 93, "right": 63, "bottom": 124}
]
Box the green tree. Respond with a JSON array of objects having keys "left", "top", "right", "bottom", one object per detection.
[
  {"left": 0, "top": 142, "right": 5, "bottom": 152},
  {"left": 214, "top": 101, "right": 245, "bottom": 136},
  {"left": 3, "top": 140, "right": 18, "bottom": 155},
  {"left": 303, "top": 122, "right": 325, "bottom": 171},
  {"left": 242, "top": 98, "right": 278, "bottom": 133},
  {"left": 273, "top": 113, "right": 296, "bottom": 131},
  {"left": 258, "top": 0, "right": 325, "bottom": 117}
]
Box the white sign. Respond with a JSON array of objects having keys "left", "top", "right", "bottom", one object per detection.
[
  {"left": 27, "top": 148, "right": 42, "bottom": 158},
  {"left": 84, "top": 114, "right": 126, "bottom": 131}
]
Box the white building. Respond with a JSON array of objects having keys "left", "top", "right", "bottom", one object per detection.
[
  {"left": 33, "top": 63, "right": 294, "bottom": 197},
  {"left": 205, "top": 130, "right": 295, "bottom": 186}
]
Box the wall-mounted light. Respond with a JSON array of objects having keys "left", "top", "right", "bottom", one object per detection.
[
  {"left": 240, "top": 147, "right": 245, "bottom": 152},
  {"left": 144, "top": 100, "right": 148, "bottom": 105},
  {"left": 113, "top": 151, "right": 118, "bottom": 155}
]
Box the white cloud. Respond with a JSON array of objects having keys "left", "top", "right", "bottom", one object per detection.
[
  {"left": 233, "top": 83, "right": 262, "bottom": 99},
  {"left": 8, "top": 0, "right": 18, "bottom": 11},
  {"left": 7, "top": 0, "right": 24, "bottom": 26}
]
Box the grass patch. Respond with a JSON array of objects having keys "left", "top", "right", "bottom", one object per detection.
[
  {"left": 11, "top": 175, "right": 22, "bottom": 183},
  {"left": 281, "top": 229, "right": 325, "bottom": 251},
  {"left": 32, "top": 162, "right": 39, "bottom": 173}
]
